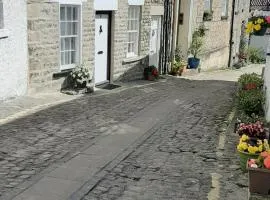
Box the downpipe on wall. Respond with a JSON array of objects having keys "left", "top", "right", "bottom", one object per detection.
[{"left": 228, "top": 0, "right": 236, "bottom": 69}]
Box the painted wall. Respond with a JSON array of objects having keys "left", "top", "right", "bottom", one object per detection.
[
  {"left": 264, "top": 39, "right": 270, "bottom": 122},
  {"left": 0, "top": 0, "right": 28, "bottom": 100}
]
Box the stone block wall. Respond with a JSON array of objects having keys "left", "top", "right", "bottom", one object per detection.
[
  {"left": 191, "top": 0, "right": 233, "bottom": 70},
  {"left": 27, "top": 0, "right": 95, "bottom": 93},
  {"left": 113, "top": 0, "right": 164, "bottom": 81}
]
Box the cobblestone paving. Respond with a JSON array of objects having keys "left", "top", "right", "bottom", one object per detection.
[
  {"left": 0, "top": 77, "right": 224, "bottom": 198},
  {"left": 82, "top": 79, "right": 238, "bottom": 200}
]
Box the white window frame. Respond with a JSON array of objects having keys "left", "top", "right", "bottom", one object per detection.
[
  {"left": 221, "top": 0, "right": 229, "bottom": 17},
  {"left": 0, "top": 0, "right": 4, "bottom": 29},
  {"left": 59, "top": 3, "right": 82, "bottom": 71},
  {"left": 127, "top": 6, "right": 141, "bottom": 58}
]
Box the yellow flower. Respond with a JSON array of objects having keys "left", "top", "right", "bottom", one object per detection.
[
  {"left": 258, "top": 144, "right": 263, "bottom": 152},
  {"left": 241, "top": 135, "right": 249, "bottom": 142},
  {"left": 246, "top": 22, "right": 254, "bottom": 34},
  {"left": 248, "top": 146, "right": 259, "bottom": 154},
  {"left": 237, "top": 142, "right": 248, "bottom": 151},
  {"left": 254, "top": 24, "right": 262, "bottom": 31},
  {"left": 257, "top": 18, "right": 264, "bottom": 24}
]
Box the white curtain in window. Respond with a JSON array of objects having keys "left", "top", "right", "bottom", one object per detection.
[{"left": 127, "top": 6, "right": 140, "bottom": 57}]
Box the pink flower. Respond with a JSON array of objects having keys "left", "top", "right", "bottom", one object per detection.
[{"left": 265, "top": 16, "right": 270, "bottom": 24}]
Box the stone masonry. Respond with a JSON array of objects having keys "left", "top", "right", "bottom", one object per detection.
[
  {"left": 192, "top": 0, "right": 233, "bottom": 70},
  {"left": 27, "top": 0, "right": 165, "bottom": 93}
]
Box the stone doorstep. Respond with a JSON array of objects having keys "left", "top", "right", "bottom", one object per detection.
[{"left": 11, "top": 98, "right": 181, "bottom": 200}]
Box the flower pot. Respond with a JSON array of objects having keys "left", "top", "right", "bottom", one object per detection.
[
  {"left": 76, "top": 81, "right": 87, "bottom": 89},
  {"left": 188, "top": 57, "right": 200, "bottom": 69},
  {"left": 248, "top": 164, "right": 270, "bottom": 195},
  {"left": 238, "top": 150, "right": 259, "bottom": 172},
  {"left": 253, "top": 26, "right": 267, "bottom": 36}
]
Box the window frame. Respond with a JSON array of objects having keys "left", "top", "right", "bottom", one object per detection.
[
  {"left": 126, "top": 6, "right": 141, "bottom": 58},
  {"left": 221, "top": 0, "right": 229, "bottom": 17},
  {"left": 59, "top": 4, "right": 82, "bottom": 71}
]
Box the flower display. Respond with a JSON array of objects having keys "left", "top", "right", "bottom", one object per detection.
[
  {"left": 237, "top": 121, "right": 266, "bottom": 139},
  {"left": 246, "top": 16, "right": 270, "bottom": 35},
  {"left": 237, "top": 135, "right": 269, "bottom": 155},
  {"left": 69, "top": 64, "right": 90, "bottom": 88}
]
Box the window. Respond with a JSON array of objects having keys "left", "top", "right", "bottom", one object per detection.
[
  {"left": 127, "top": 6, "right": 141, "bottom": 58},
  {"left": 204, "top": 0, "right": 212, "bottom": 11},
  {"left": 221, "top": 0, "right": 229, "bottom": 17},
  {"left": 60, "top": 5, "right": 80, "bottom": 70},
  {"left": 0, "top": 0, "right": 4, "bottom": 29}
]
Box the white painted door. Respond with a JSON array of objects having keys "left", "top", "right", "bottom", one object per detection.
[
  {"left": 149, "top": 16, "right": 161, "bottom": 68},
  {"left": 95, "top": 14, "right": 109, "bottom": 84}
]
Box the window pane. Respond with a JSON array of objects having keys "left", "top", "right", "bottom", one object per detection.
[
  {"left": 67, "top": 7, "right": 72, "bottom": 20},
  {"left": 60, "top": 7, "right": 65, "bottom": 21},
  {"left": 61, "top": 38, "right": 65, "bottom": 51},
  {"left": 61, "top": 52, "right": 65, "bottom": 65},
  {"left": 72, "top": 22, "right": 78, "bottom": 35},
  {"left": 60, "top": 22, "right": 66, "bottom": 36},
  {"left": 65, "top": 38, "right": 71, "bottom": 51},
  {"left": 67, "top": 22, "right": 72, "bottom": 35},
  {"left": 71, "top": 37, "right": 76, "bottom": 50},
  {"left": 65, "top": 51, "right": 71, "bottom": 65},
  {"left": 71, "top": 51, "right": 76, "bottom": 63},
  {"left": 73, "top": 7, "right": 78, "bottom": 20},
  {"left": 204, "top": 0, "right": 211, "bottom": 11}
]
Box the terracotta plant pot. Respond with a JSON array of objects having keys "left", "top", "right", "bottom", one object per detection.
[
  {"left": 238, "top": 150, "right": 259, "bottom": 172},
  {"left": 248, "top": 164, "right": 270, "bottom": 195}
]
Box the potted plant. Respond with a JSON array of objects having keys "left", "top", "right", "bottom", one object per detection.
[
  {"left": 238, "top": 73, "right": 264, "bottom": 90},
  {"left": 144, "top": 65, "right": 159, "bottom": 81},
  {"left": 237, "top": 134, "right": 268, "bottom": 172},
  {"left": 247, "top": 149, "right": 270, "bottom": 195},
  {"left": 188, "top": 29, "right": 204, "bottom": 69},
  {"left": 246, "top": 16, "right": 270, "bottom": 36},
  {"left": 203, "top": 10, "right": 213, "bottom": 21},
  {"left": 69, "top": 64, "right": 91, "bottom": 89}
]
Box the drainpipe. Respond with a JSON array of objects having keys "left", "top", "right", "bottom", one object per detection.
[
  {"left": 171, "top": 0, "right": 180, "bottom": 62},
  {"left": 228, "top": 0, "right": 236, "bottom": 69}
]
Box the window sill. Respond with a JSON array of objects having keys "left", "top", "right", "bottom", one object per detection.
[
  {"left": 0, "top": 29, "right": 9, "bottom": 39},
  {"left": 123, "top": 55, "right": 145, "bottom": 64},
  {"left": 221, "top": 16, "right": 228, "bottom": 21}
]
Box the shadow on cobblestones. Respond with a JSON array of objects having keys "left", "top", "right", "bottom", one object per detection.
[{"left": 0, "top": 77, "right": 238, "bottom": 200}]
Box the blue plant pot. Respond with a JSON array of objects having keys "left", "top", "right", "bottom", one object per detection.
[{"left": 188, "top": 57, "right": 200, "bottom": 69}]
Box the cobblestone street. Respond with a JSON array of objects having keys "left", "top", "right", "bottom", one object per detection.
[{"left": 0, "top": 76, "right": 252, "bottom": 200}]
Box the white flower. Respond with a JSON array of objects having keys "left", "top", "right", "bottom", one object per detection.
[{"left": 251, "top": 164, "right": 258, "bottom": 168}]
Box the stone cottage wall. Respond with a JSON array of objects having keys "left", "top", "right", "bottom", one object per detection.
[
  {"left": 27, "top": 0, "right": 95, "bottom": 93},
  {"left": 192, "top": 0, "right": 233, "bottom": 70},
  {"left": 0, "top": 0, "right": 28, "bottom": 100},
  {"left": 113, "top": 0, "right": 164, "bottom": 81}
]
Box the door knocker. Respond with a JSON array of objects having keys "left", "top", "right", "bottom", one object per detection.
[{"left": 99, "top": 25, "right": 103, "bottom": 34}]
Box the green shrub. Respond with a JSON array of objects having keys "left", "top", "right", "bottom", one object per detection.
[
  {"left": 237, "top": 89, "right": 265, "bottom": 116},
  {"left": 247, "top": 47, "right": 266, "bottom": 64},
  {"left": 238, "top": 73, "right": 263, "bottom": 90}
]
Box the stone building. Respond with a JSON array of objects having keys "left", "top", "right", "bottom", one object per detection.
[
  {"left": 0, "top": 0, "right": 28, "bottom": 100},
  {"left": 176, "top": 0, "right": 250, "bottom": 71},
  {"left": 27, "top": 0, "right": 164, "bottom": 93}
]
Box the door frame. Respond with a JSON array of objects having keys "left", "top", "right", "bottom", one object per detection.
[{"left": 95, "top": 11, "right": 112, "bottom": 84}]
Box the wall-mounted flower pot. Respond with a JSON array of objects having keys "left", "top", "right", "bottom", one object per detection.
[
  {"left": 253, "top": 26, "right": 267, "bottom": 36},
  {"left": 238, "top": 150, "right": 259, "bottom": 172},
  {"left": 248, "top": 165, "right": 270, "bottom": 195},
  {"left": 188, "top": 57, "right": 200, "bottom": 69}
]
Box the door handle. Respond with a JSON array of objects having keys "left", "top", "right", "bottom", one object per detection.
[{"left": 97, "top": 51, "right": 103, "bottom": 55}]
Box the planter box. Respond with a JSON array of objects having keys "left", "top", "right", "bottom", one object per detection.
[
  {"left": 248, "top": 164, "right": 270, "bottom": 195},
  {"left": 238, "top": 150, "right": 259, "bottom": 172}
]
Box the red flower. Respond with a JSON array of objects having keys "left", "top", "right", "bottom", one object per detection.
[
  {"left": 265, "top": 16, "right": 270, "bottom": 24},
  {"left": 152, "top": 69, "right": 159, "bottom": 76},
  {"left": 264, "top": 157, "right": 270, "bottom": 169}
]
